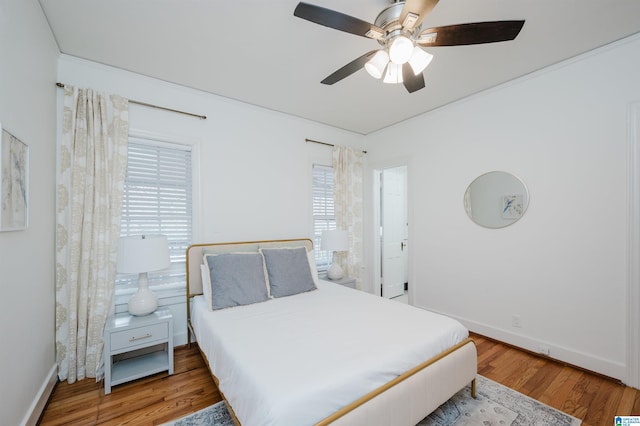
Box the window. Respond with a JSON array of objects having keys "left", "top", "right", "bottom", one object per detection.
[
  {"left": 312, "top": 164, "right": 335, "bottom": 271},
  {"left": 116, "top": 137, "right": 193, "bottom": 295}
]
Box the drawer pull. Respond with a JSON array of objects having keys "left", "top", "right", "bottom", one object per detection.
[{"left": 129, "top": 333, "right": 152, "bottom": 342}]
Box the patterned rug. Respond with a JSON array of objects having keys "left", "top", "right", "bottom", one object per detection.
[{"left": 163, "top": 375, "right": 581, "bottom": 425}]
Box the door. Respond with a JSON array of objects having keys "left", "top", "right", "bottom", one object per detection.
[{"left": 381, "top": 166, "right": 407, "bottom": 298}]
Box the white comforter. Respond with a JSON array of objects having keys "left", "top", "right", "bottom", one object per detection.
[{"left": 191, "top": 280, "right": 468, "bottom": 426}]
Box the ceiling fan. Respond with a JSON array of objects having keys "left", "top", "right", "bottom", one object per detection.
[{"left": 293, "top": 0, "right": 525, "bottom": 93}]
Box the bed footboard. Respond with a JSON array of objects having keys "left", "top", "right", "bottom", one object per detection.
[{"left": 321, "top": 338, "right": 477, "bottom": 426}]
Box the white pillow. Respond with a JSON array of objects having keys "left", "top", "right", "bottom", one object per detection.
[
  {"left": 200, "top": 264, "right": 213, "bottom": 311},
  {"left": 307, "top": 249, "right": 319, "bottom": 286}
]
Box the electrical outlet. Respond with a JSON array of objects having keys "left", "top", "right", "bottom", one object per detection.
[
  {"left": 512, "top": 314, "right": 522, "bottom": 328},
  {"left": 537, "top": 345, "right": 550, "bottom": 356}
]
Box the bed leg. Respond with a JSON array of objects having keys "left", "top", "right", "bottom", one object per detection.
[{"left": 471, "top": 378, "right": 477, "bottom": 399}]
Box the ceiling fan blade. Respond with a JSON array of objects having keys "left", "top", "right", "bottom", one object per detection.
[
  {"left": 417, "top": 20, "right": 525, "bottom": 46},
  {"left": 399, "top": 0, "right": 439, "bottom": 30},
  {"left": 402, "top": 64, "right": 426, "bottom": 93},
  {"left": 321, "top": 50, "right": 378, "bottom": 85},
  {"left": 294, "top": 2, "right": 385, "bottom": 39}
]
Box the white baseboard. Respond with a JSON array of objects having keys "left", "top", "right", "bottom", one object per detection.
[
  {"left": 421, "top": 308, "right": 627, "bottom": 384},
  {"left": 469, "top": 320, "right": 625, "bottom": 381},
  {"left": 21, "top": 364, "right": 57, "bottom": 426}
]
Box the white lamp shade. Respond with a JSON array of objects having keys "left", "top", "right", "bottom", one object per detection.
[
  {"left": 383, "top": 63, "right": 403, "bottom": 84},
  {"left": 365, "top": 50, "right": 389, "bottom": 79},
  {"left": 389, "top": 36, "right": 414, "bottom": 64},
  {"left": 117, "top": 235, "right": 170, "bottom": 274},
  {"left": 408, "top": 47, "right": 433, "bottom": 75},
  {"left": 321, "top": 229, "right": 349, "bottom": 252}
]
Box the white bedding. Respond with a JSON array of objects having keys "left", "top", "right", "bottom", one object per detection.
[{"left": 191, "top": 280, "right": 469, "bottom": 426}]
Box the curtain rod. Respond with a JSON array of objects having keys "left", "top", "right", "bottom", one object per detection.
[
  {"left": 55, "top": 83, "right": 207, "bottom": 120},
  {"left": 305, "top": 138, "right": 367, "bottom": 154}
]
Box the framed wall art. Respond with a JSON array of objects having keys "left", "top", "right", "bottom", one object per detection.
[
  {"left": 1, "top": 124, "right": 29, "bottom": 231},
  {"left": 502, "top": 194, "right": 524, "bottom": 219}
]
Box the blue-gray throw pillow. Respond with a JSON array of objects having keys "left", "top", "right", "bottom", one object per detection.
[
  {"left": 206, "top": 253, "right": 269, "bottom": 310},
  {"left": 260, "top": 247, "right": 316, "bottom": 298}
]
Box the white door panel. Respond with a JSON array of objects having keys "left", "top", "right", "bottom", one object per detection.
[{"left": 382, "top": 166, "right": 407, "bottom": 299}]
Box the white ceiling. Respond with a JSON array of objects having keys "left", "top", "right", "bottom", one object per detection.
[{"left": 39, "top": 0, "right": 640, "bottom": 135}]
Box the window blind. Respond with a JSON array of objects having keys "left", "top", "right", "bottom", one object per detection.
[
  {"left": 117, "top": 138, "right": 193, "bottom": 290},
  {"left": 312, "top": 164, "right": 335, "bottom": 271}
]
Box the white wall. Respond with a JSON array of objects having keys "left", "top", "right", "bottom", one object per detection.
[
  {"left": 365, "top": 34, "right": 640, "bottom": 382},
  {"left": 57, "top": 55, "right": 365, "bottom": 345},
  {"left": 0, "top": 1, "right": 60, "bottom": 425}
]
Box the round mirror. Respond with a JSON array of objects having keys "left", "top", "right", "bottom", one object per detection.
[{"left": 464, "top": 171, "right": 529, "bottom": 229}]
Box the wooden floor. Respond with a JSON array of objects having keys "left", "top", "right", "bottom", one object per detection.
[
  {"left": 474, "top": 334, "right": 640, "bottom": 426},
  {"left": 39, "top": 333, "right": 640, "bottom": 425},
  {"left": 38, "top": 346, "right": 222, "bottom": 426}
]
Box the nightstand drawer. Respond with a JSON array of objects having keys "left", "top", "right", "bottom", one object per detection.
[{"left": 110, "top": 322, "right": 168, "bottom": 351}]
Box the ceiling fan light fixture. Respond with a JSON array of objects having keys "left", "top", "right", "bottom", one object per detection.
[
  {"left": 383, "top": 63, "right": 403, "bottom": 84},
  {"left": 408, "top": 47, "right": 433, "bottom": 75},
  {"left": 365, "top": 50, "right": 389, "bottom": 79},
  {"left": 389, "top": 36, "right": 414, "bottom": 64},
  {"left": 292, "top": 2, "right": 526, "bottom": 93}
]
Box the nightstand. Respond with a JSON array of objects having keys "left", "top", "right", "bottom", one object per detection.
[
  {"left": 103, "top": 307, "right": 174, "bottom": 394},
  {"left": 319, "top": 273, "right": 356, "bottom": 289}
]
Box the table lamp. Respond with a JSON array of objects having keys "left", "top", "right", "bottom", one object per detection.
[
  {"left": 117, "top": 235, "right": 170, "bottom": 316},
  {"left": 321, "top": 229, "right": 348, "bottom": 280}
]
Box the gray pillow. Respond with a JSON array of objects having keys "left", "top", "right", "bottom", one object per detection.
[
  {"left": 206, "top": 253, "right": 269, "bottom": 310},
  {"left": 261, "top": 247, "right": 316, "bottom": 298}
]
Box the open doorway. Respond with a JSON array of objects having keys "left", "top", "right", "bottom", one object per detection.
[{"left": 375, "top": 165, "right": 408, "bottom": 302}]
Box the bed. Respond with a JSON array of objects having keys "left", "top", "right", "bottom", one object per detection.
[{"left": 186, "top": 238, "right": 477, "bottom": 426}]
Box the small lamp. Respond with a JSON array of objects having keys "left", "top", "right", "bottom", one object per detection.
[
  {"left": 321, "top": 229, "right": 348, "bottom": 280},
  {"left": 117, "top": 235, "right": 170, "bottom": 316}
]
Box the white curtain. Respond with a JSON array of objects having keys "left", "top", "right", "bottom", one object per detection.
[
  {"left": 55, "top": 86, "right": 129, "bottom": 382},
  {"left": 332, "top": 145, "right": 364, "bottom": 289}
]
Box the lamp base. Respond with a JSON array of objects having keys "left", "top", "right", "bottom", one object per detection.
[
  {"left": 327, "top": 253, "right": 344, "bottom": 280},
  {"left": 128, "top": 273, "right": 158, "bottom": 316}
]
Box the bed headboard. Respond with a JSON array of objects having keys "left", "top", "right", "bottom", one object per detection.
[
  {"left": 186, "top": 238, "right": 313, "bottom": 345},
  {"left": 186, "top": 238, "right": 313, "bottom": 298}
]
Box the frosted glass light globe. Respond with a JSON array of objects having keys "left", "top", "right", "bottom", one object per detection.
[
  {"left": 389, "top": 36, "right": 414, "bottom": 64},
  {"left": 365, "top": 50, "right": 389, "bottom": 79},
  {"left": 383, "top": 63, "right": 403, "bottom": 84},
  {"left": 408, "top": 47, "right": 434, "bottom": 75}
]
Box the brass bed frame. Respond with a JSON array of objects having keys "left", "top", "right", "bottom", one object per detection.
[{"left": 186, "top": 238, "right": 477, "bottom": 426}]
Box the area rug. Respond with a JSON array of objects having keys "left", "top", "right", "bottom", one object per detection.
[{"left": 163, "top": 375, "right": 581, "bottom": 425}]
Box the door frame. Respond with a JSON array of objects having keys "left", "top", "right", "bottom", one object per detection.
[
  {"left": 371, "top": 158, "right": 411, "bottom": 303},
  {"left": 627, "top": 102, "right": 640, "bottom": 388}
]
